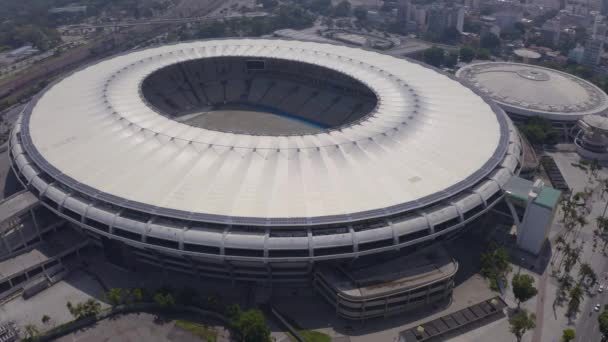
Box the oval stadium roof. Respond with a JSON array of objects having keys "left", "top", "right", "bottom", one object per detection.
[{"left": 22, "top": 39, "right": 508, "bottom": 222}]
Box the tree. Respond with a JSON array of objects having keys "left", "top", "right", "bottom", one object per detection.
[
  {"left": 567, "top": 285, "right": 584, "bottom": 318},
  {"left": 480, "top": 242, "right": 512, "bottom": 291},
  {"left": 23, "top": 324, "right": 39, "bottom": 341},
  {"left": 444, "top": 51, "right": 459, "bottom": 68},
  {"left": 509, "top": 310, "right": 536, "bottom": 342},
  {"left": 519, "top": 117, "right": 557, "bottom": 145},
  {"left": 562, "top": 328, "right": 575, "bottom": 342},
  {"left": 106, "top": 288, "right": 123, "bottom": 307},
  {"left": 512, "top": 274, "right": 538, "bottom": 308},
  {"left": 460, "top": 46, "right": 475, "bottom": 63},
  {"left": 475, "top": 48, "right": 491, "bottom": 60},
  {"left": 131, "top": 288, "right": 144, "bottom": 303},
  {"left": 578, "top": 262, "right": 597, "bottom": 287},
  {"left": 153, "top": 292, "right": 176, "bottom": 308},
  {"left": 333, "top": 1, "right": 351, "bottom": 17},
  {"left": 41, "top": 314, "right": 50, "bottom": 325},
  {"left": 599, "top": 310, "right": 608, "bottom": 337},
  {"left": 228, "top": 305, "right": 271, "bottom": 342},
  {"left": 423, "top": 47, "right": 445, "bottom": 67},
  {"left": 67, "top": 299, "right": 102, "bottom": 320},
  {"left": 354, "top": 6, "right": 367, "bottom": 21},
  {"left": 441, "top": 27, "right": 461, "bottom": 43},
  {"left": 480, "top": 33, "right": 500, "bottom": 50},
  {"left": 308, "top": 0, "right": 332, "bottom": 14}
]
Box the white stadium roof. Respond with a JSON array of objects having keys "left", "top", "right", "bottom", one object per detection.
[
  {"left": 22, "top": 39, "right": 509, "bottom": 223},
  {"left": 456, "top": 62, "right": 608, "bottom": 121}
]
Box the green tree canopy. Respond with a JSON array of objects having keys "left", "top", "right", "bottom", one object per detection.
[
  {"left": 153, "top": 292, "right": 176, "bottom": 308},
  {"left": 354, "top": 6, "right": 367, "bottom": 21},
  {"left": 106, "top": 288, "right": 123, "bottom": 307},
  {"left": 308, "top": 0, "right": 332, "bottom": 14},
  {"left": 562, "top": 328, "right": 575, "bottom": 342},
  {"left": 599, "top": 310, "right": 608, "bottom": 337},
  {"left": 480, "top": 33, "right": 500, "bottom": 49},
  {"left": 567, "top": 285, "right": 584, "bottom": 317},
  {"left": 228, "top": 305, "right": 271, "bottom": 342},
  {"left": 441, "top": 27, "right": 461, "bottom": 43},
  {"left": 423, "top": 47, "right": 445, "bottom": 67},
  {"left": 333, "top": 0, "right": 351, "bottom": 17},
  {"left": 459, "top": 46, "right": 475, "bottom": 62},
  {"left": 578, "top": 262, "right": 597, "bottom": 287},
  {"left": 480, "top": 242, "right": 511, "bottom": 291},
  {"left": 475, "top": 48, "right": 491, "bottom": 60},
  {"left": 518, "top": 117, "right": 557, "bottom": 145},
  {"left": 444, "top": 51, "right": 459, "bottom": 68},
  {"left": 509, "top": 310, "right": 536, "bottom": 342},
  {"left": 512, "top": 274, "right": 538, "bottom": 308},
  {"left": 66, "top": 299, "right": 102, "bottom": 320}
]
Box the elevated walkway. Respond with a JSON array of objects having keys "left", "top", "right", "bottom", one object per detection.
[
  {"left": 0, "top": 190, "right": 63, "bottom": 257},
  {"left": 0, "top": 226, "right": 90, "bottom": 301}
]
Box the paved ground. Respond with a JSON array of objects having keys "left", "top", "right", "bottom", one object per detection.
[
  {"left": 272, "top": 268, "right": 495, "bottom": 342},
  {"left": 0, "top": 268, "right": 109, "bottom": 332},
  {"left": 452, "top": 150, "right": 608, "bottom": 342},
  {"left": 54, "top": 312, "right": 229, "bottom": 342}
]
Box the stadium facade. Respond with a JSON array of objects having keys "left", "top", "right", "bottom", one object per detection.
[{"left": 10, "top": 39, "right": 522, "bottom": 286}]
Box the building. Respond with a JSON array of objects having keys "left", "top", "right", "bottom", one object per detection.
[
  {"left": 480, "top": 16, "right": 501, "bottom": 37},
  {"left": 48, "top": 5, "right": 87, "bottom": 14},
  {"left": 540, "top": 19, "right": 562, "bottom": 47},
  {"left": 574, "top": 114, "right": 608, "bottom": 160},
  {"left": 10, "top": 39, "right": 522, "bottom": 286},
  {"left": 397, "top": 0, "right": 412, "bottom": 33},
  {"left": 7, "top": 45, "right": 39, "bottom": 59},
  {"left": 423, "top": 4, "right": 465, "bottom": 34},
  {"left": 568, "top": 44, "right": 585, "bottom": 63},
  {"left": 494, "top": 9, "right": 524, "bottom": 30},
  {"left": 513, "top": 48, "right": 542, "bottom": 63},
  {"left": 314, "top": 246, "right": 458, "bottom": 320},
  {"left": 456, "top": 62, "right": 608, "bottom": 140},
  {"left": 582, "top": 38, "right": 604, "bottom": 66},
  {"left": 504, "top": 178, "right": 561, "bottom": 255}
]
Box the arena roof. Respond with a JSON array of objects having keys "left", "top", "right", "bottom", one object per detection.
[
  {"left": 513, "top": 49, "right": 541, "bottom": 59},
  {"left": 582, "top": 114, "right": 608, "bottom": 132},
  {"left": 22, "top": 39, "right": 508, "bottom": 223},
  {"left": 456, "top": 62, "right": 608, "bottom": 121}
]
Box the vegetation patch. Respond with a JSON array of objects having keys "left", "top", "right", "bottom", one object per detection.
[
  {"left": 298, "top": 329, "right": 332, "bottom": 342},
  {"left": 175, "top": 320, "right": 218, "bottom": 342}
]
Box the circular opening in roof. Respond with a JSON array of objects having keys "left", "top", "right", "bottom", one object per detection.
[{"left": 141, "top": 56, "right": 378, "bottom": 136}]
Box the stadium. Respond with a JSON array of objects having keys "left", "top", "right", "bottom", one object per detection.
[
  {"left": 9, "top": 39, "right": 522, "bottom": 295},
  {"left": 456, "top": 62, "right": 608, "bottom": 140}
]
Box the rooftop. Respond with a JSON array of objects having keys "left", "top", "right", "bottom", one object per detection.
[
  {"left": 456, "top": 62, "right": 608, "bottom": 120},
  {"left": 534, "top": 187, "right": 561, "bottom": 210},
  {"left": 23, "top": 39, "right": 508, "bottom": 222}
]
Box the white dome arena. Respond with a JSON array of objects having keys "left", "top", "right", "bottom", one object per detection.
[
  {"left": 10, "top": 39, "right": 522, "bottom": 281},
  {"left": 456, "top": 62, "right": 608, "bottom": 121}
]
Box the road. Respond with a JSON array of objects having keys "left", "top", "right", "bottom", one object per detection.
[
  {"left": 572, "top": 189, "right": 608, "bottom": 342},
  {"left": 62, "top": 12, "right": 267, "bottom": 29},
  {"left": 575, "top": 235, "right": 608, "bottom": 342}
]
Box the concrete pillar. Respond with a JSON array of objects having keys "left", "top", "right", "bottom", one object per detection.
[
  {"left": 30, "top": 208, "right": 42, "bottom": 240},
  {"left": 1, "top": 233, "right": 12, "bottom": 254},
  {"left": 17, "top": 224, "right": 27, "bottom": 248},
  {"left": 505, "top": 197, "right": 521, "bottom": 227}
]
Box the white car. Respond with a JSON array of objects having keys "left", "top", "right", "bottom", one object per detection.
[
  {"left": 600, "top": 285, "right": 604, "bottom": 293},
  {"left": 596, "top": 304, "right": 601, "bottom": 312}
]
